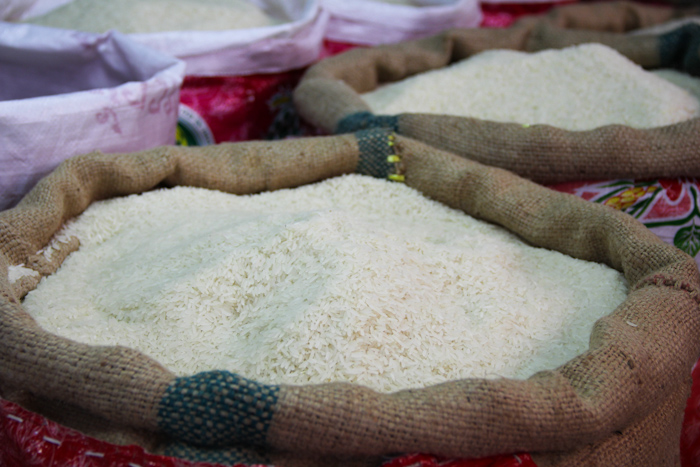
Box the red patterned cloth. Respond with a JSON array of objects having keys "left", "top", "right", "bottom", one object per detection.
[
  {"left": 550, "top": 178, "right": 700, "bottom": 263},
  {"left": 177, "top": 71, "right": 307, "bottom": 145},
  {"left": 479, "top": 2, "right": 574, "bottom": 28},
  {"left": 381, "top": 452, "right": 536, "bottom": 467},
  {"left": 0, "top": 398, "right": 239, "bottom": 467},
  {"left": 682, "top": 361, "right": 700, "bottom": 467},
  {"left": 0, "top": 396, "right": 537, "bottom": 467},
  {"left": 174, "top": 40, "right": 358, "bottom": 147}
]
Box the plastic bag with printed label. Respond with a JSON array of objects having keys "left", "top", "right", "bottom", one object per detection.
[{"left": 0, "top": 22, "right": 185, "bottom": 211}]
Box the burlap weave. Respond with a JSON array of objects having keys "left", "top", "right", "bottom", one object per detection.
[
  {"left": 293, "top": 1, "right": 700, "bottom": 184},
  {"left": 1, "top": 132, "right": 698, "bottom": 466}
]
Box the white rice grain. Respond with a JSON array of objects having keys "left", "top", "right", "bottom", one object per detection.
[
  {"left": 25, "top": 0, "right": 279, "bottom": 34},
  {"left": 362, "top": 43, "right": 699, "bottom": 130},
  {"left": 7, "top": 265, "right": 39, "bottom": 284},
  {"left": 23, "top": 175, "right": 628, "bottom": 392}
]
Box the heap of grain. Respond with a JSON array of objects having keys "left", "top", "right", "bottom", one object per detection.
[
  {"left": 361, "top": 43, "right": 700, "bottom": 130},
  {"left": 19, "top": 175, "right": 627, "bottom": 393},
  {"left": 24, "top": 0, "right": 280, "bottom": 33}
]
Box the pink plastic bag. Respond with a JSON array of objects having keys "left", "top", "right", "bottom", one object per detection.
[
  {"left": 321, "top": 0, "right": 482, "bottom": 46},
  {"left": 20, "top": 0, "right": 329, "bottom": 77},
  {"left": 0, "top": 23, "right": 185, "bottom": 211}
]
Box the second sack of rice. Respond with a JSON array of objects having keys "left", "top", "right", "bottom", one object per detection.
[{"left": 294, "top": 0, "right": 700, "bottom": 183}]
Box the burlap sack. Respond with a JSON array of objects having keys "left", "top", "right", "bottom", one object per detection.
[
  {"left": 293, "top": 1, "right": 700, "bottom": 184},
  {"left": 1, "top": 131, "right": 699, "bottom": 466}
]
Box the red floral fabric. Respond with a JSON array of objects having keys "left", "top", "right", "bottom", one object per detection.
[
  {"left": 550, "top": 178, "right": 700, "bottom": 262},
  {"left": 0, "top": 398, "right": 241, "bottom": 467}
]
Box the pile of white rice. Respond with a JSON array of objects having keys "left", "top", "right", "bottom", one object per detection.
[
  {"left": 651, "top": 68, "right": 700, "bottom": 102},
  {"left": 361, "top": 43, "right": 700, "bottom": 131},
  {"left": 21, "top": 175, "right": 628, "bottom": 392},
  {"left": 25, "top": 0, "right": 279, "bottom": 34}
]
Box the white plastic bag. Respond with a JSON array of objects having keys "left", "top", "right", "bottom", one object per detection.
[
  {"left": 5, "top": 0, "right": 72, "bottom": 19},
  {"left": 135, "top": 0, "right": 328, "bottom": 76},
  {"left": 0, "top": 0, "right": 38, "bottom": 20},
  {"left": 0, "top": 23, "right": 185, "bottom": 211},
  {"left": 19, "top": 0, "right": 329, "bottom": 76},
  {"left": 321, "top": 0, "right": 482, "bottom": 45}
]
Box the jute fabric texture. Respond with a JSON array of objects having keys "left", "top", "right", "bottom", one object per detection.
[
  {"left": 0, "top": 133, "right": 698, "bottom": 466},
  {"left": 293, "top": 1, "right": 700, "bottom": 184}
]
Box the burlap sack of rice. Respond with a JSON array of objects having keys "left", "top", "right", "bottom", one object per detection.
[
  {"left": 1, "top": 130, "right": 699, "bottom": 466},
  {"left": 293, "top": 1, "right": 700, "bottom": 185}
]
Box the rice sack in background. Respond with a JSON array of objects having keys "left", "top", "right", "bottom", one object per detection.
[
  {"left": 23, "top": 0, "right": 281, "bottom": 33},
  {"left": 361, "top": 43, "right": 700, "bottom": 131},
  {"left": 21, "top": 174, "right": 627, "bottom": 393},
  {"left": 295, "top": 3, "right": 700, "bottom": 183}
]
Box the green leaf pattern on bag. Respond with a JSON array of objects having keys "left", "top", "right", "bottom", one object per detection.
[{"left": 674, "top": 224, "right": 700, "bottom": 258}]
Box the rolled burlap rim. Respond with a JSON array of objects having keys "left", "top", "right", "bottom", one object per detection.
[
  {"left": 293, "top": 1, "right": 700, "bottom": 184},
  {"left": 0, "top": 135, "right": 361, "bottom": 427},
  {"left": 0, "top": 132, "right": 698, "bottom": 466}
]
